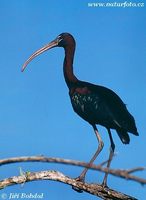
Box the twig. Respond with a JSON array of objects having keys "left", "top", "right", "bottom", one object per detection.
[
  {"left": 0, "top": 155, "right": 145, "bottom": 185},
  {"left": 0, "top": 170, "right": 137, "bottom": 200}
]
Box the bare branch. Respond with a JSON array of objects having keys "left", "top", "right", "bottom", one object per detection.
[
  {"left": 0, "top": 155, "right": 146, "bottom": 185},
  {"left": 0, "top": 170, "right": 137, "bottom": 200}
]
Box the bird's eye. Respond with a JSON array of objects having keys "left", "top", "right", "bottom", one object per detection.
[
  {"left": 58, "top": 36, "right": 62, "bottom": 41},
  {"left": 57, "top": 36, "right": 63, "bottom": 45}
]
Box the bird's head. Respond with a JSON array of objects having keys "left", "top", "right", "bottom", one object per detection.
[
  {"left": 56, "top": 33, "right": 75, "bottom": 47},
  {"left": 21, "top": 32, "right": 75, "bottom": 72}
]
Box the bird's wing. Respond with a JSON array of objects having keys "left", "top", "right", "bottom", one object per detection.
[{"left": 81, "top": 81, "right": 138, "bottom": 134}]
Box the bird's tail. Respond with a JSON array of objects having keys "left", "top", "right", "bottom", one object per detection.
[{"left": 116, "top": 129, "right": 130, "bottom": 144}]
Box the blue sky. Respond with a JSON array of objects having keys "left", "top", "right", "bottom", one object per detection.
[{"left": 0, "top": 0, "right": 146, "bottom": 199}]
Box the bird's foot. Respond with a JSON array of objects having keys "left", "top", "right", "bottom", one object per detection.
[
  {"left": 101, "top": 181, "right": 109, "bottom": 189},
  {"left": 72, "top": 176, "right": 85, "bottom": 193}
]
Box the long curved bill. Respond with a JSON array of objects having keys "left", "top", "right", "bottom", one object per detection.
[{"left": 21, "top": 39, "right": 58, "bottom": 72}]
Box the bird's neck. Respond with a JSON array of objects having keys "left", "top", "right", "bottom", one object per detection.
[{"left": 63, "top": 45, "right": 78, "bottom": 88}]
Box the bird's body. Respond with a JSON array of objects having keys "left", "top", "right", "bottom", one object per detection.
[
  {"left": 69, "top": 81, "right": 138, "bottom": 144},
  {"left": 22, "top": 32, "right": 138, "bottom": 187}
]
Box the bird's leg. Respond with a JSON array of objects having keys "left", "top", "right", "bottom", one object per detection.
[
  {"left": 102, "top": 128, "right": 115, "bottom": 188},
  {"left": 72, "top": 125, "right": 104, "bottom": 193},
  {"left": 76, "top": 125, "right": 104, "bottom": 182}
]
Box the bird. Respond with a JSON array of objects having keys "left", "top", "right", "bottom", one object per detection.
[{"left": 21, "top": 32, "right": 138, "bottom": 188}]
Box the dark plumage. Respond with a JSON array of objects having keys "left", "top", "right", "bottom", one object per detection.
[
  {"left": 22, "top": 32, "right": 138, "bottom": 187},
  {"left": 69, "top": 81, "right": 138, "bottom": 144}
]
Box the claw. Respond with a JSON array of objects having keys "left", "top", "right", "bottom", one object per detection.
[
  {"left": 72, "top": 176, "right": 85, "bottom": 193},
  {"left": 101, "top": 181, "right": 109, "bottom": 189}
]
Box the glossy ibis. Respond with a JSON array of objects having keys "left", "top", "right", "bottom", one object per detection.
[{"left": 22, "top": 33, "right": 138, "bottom": 187}]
